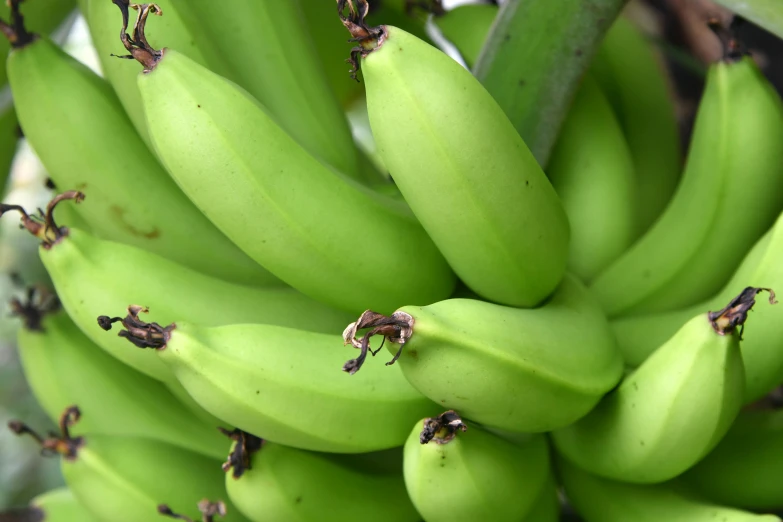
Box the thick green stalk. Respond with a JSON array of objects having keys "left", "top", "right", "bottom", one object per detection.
[{"left": 472, "top": 0, "right": 629, "bottom": 166}]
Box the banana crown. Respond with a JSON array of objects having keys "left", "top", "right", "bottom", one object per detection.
[
  {"left": 8, "top": 405, "right": 84, "bottom": 461},
  {"left": 0, "top": 191, "right": 85, "bottom": 249}
]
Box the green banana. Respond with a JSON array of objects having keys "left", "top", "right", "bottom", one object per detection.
[
  {"left": 10, "top": 407, "right": 247, "bottom": 522},
  {"left": 4, "top": 7, "right": 277, "bottom": 287},
  {"left": 222, "top": 429, "right": 419, "bottom": 522},
  {"left": 547, "top": 73, "right": 636, "bottom": 281},
  {"left": 403, "top": 411, "right": 551, "bottom": 522},
  {"left": 522, "top": 471, "right": 560, "bottom": 522},
  {"left": 557, "top": 455, "right": 781, "bottom": 522},
  {"left": 681, "top": 407, "right": 783, "bottom": 510},
  {"left": 612, "top": 210, "right": 783, "bottom": 402},
  {"left": 119, "top": 4, "right": 454, "bottom": 314},
  {"left": 589, "top": 55, "right": 783, "bottom": 318},
  {"left": 591, "top": 15, "right": 682, "bottom": 235},
  {"left": 1, "top": 193, "right": 352, "bottom": 383},
  {"left": 0, "top": 487, "right": 98, "bottom": 522},
  {"left": 343, "top": 273, "right": 623, "bottom": 433},
  {"left": 342, "top": 4, "right": 570, "bottom": 307},
  {"left": 167, "top": 0, "right": 361, "bottom": 179},
  {"left": 0, "top": 0, "right": 77, "bottom": 87},
  {"left": 0, "top": 93, "right": 17, "bottom": 196},
  {"left": 551, "top": 288, "right": 772, "bottom": 483},
  {"left": 11, "top": 286, "right": 227, "bottom": 460},
  {"left": 99, "top": 304, "right": 439, "bottom": 453},
  {"left": 158, "top": 500, "right": 231, "bottom": 522},
  {"left": 432, "top": 3, "right": 497, "bottom": 69},
  {"left": 83, "top": 0, "right": 214, "bottom": 146}
]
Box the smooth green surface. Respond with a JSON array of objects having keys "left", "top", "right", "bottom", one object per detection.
[
  {"left": 394, "top": 274, "right": 624, "bottom": 432},
  {"left": 27, "top": 487, "right": 99, "bottom": 521},
  {"left": 714, "top": 0, "right": 783, "bottom": 40},
  {"left": 140, "top": 49, "right": 455, "bottom": 314},
  {"left": 227, "top": 442, "right": 418, "bottom": 522},
  {"left": 158, "top": 321, "right": 439, "bottom": 453},
  {"left": 8, "top": 37, "right": 278, "bottom": 286},
  {"left": 364, "top": 27, "right": 569, "bottom": 307},
  {"left": 473, "top": 0, "right": 628, "bottom": 166},
  {"left": 42, "top": 228, "right": 353, "bottom": 382}
]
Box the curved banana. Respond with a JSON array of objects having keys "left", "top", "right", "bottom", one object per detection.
[
  {"left": 0, "top": 487, "right": 98, "bottom": 522},
  {"left": 551, "top": 288, "right": 773, "bottom": 483},
  {"left": 222, "top": 429, "right": 419, "bottom": 522},
  {"left": 403, "top": 411, "right": 550, "bottom": 522},
  {"left": 11, "top": 286, "right": 227, "bottom": 460},
  {"left": 342, "top": 274, "right": 624, "bottom": 433},
  {"left": 98, "top": 305, "right": 439, "bottom": 454},
  {"left": 591, "top": 15, "right": 682, "bottom": 235},
  {"left": 82, "top": 0, "right": 213, "bottom": 146},
  {"left": 557, "top": 455, "right": 781, "bottom": 522},
  {"left": 0, "top": 194, "right": 353, "bottom": 383},
  {"left": 589, "top": 54, "right": 783, "bottom": 317},
  {"left": 613, "top": 210, "right": 783, "bottom": 403},
  {"left": 433, "top": 3, "right": 497, "bottom": 68},
  {"left": 523, "top": 471, "right": 560, "bottom": 522},
  {"left": 167, "top": 0, "right": 361, "bottom": 179},
  {"left": 342, "top": 4, "right": 570, "bottom": 307},
  {"left": 4, "top": 6, "right": 277, "bottom": 287},
  {"left": 118, "top": 4, "right": 454, "bottom": 314},
  {"left": 547, "top": 73, "right": 636, "bottom": 281},
  {"left": 10, "top": 407, "right": 248, "bottom": 522},
  {"left": 0, "top": 94, "right": 17, "bottom": 196},
  {"left": 681, "top": 407, "right": 783, "bottom": 510}
]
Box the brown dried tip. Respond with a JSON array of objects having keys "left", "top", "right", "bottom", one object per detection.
[
  {"left": 7, "top": 406, "right": 84, "bottom": 460},
  {"left": 0, "top": 191, "right": 84, "bottom": 249},
  {"left": 8, "top": 284, "right": 60, "bottom": 332},
  {"left": 337, "top": 0, "right": 386, "bottom": 80},
  {"left": 112, "top": 1, "right": 164, "bottom": 72},
  {"left": 219, "top": 428, "right": 264, "bottom": 480},
  {"left": 420, "top": 410, "right": 467, "bottom": 444},
  {"left": 97, "top": 305, "right": 174, "bottom": 349},
  {"left": 342, "top": 309, "right": 413, "bottom": 374},
  {"left": 0, "top": 0, "right": 35, "bottom": 49},
  {"left": 158, "top": 501, "right": 226, "bottom": 522},
  {"left": 708, "top": 287, "right": 777, "bottom": 339},
  {"left": 707, "top": 16, "right": 748, "bottom": 62}
]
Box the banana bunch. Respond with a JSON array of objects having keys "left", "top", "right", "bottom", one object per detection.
[{"left": 1, "top": 0, "right": 783, "bottom": 520}]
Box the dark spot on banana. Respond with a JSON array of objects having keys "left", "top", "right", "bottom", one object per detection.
[{"left": 110, "top": 205, "right": 161, "bottom": 239}]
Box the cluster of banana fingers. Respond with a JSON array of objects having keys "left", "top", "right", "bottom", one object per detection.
[{"left": 1, "top": 0, "right": 783, "bottom": 520}]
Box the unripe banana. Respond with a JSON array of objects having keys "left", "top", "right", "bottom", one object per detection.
[
  {"left": 0, "top": 487, "right": 98, "bottom": 522},
  {"left": 0, "top": 193, "right": 352, "bottom": 383},
  {"left": 433, "top": 3, "right": 497, "bottom": 68},
  {"left": 99, "top": 305, "right": 439, "bottom": 453},
  {"left": 547, "top": 73, "right": 636, "bottom": 281},
  {"left": 552, "top": 287, "right": 773, "bottom": 483},
  {"left": 343, "top": 274, "right": 623, "bottom": 433},
  {"left": 222, "top": 429, "right": 419, "bottom": 522},
  {"left": 83, "top": 0, "right": 215, "bottom": 146},
  {"left": 613, "top": 210, "right": 783, "bottom": 402},
  {"left": 0, "top": 95, "right": 17, "bottom": 196},
  {"left": 118, "top": 4, "right": 454, "bottom": 314},
  {"left": 167, "top": 0, "right": 361, "bottom": 179},
  {"left": 681, "top": 407, "right": 783, "bottom": 510},
  {"left": 589, "top": 54, "right": 783, "bottom": 317},
  {"left": 4, "top": 7, "right": 276, "bottom": 286},
  {"left": 522, "top": 471, "right": 560, "bottom": 522},
  {"left": 11, "top": 287, "right": 227, "bottom": 460},
  {"left": 591, "top": 15, "right": 682, "bottom": 236},
  {"left": 403, "top": 411, "right": 551, "bottom": 522},
  {"left": 557, "top": 455, "right": 781, "bottom": 522},
  {"left": 342, "top": 5, "right": 570, "bottom": 307},
  {"left": 9, "top": 407, "right": 248, "bottom": 522}
]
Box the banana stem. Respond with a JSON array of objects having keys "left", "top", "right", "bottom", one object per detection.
[
  {"left": 472, "top": 0, "right": 629, "bottom": 167},
  {"left": 114, "top": 1, "right": 164, "bottom": 71},
  {"left": 97, "top": 305, "right": 174, "bottom": 349},
  {"left": 420, "top": 410, "right": 467, "bottom": 444},
  {"left": 708, "top": 287, "right": 777, "bottom": 338},
  {"left": 341, "top": 309, "right": 413, "bottom": 374},
  {"left": 0, "top": 191, "right": 84, "bottom": 247},
  {"left": 0, "top": 0, "right": 35, "bottom": 49},
  {"left": 218, "top": 428, "right": 264, "bottom": 479},
  {"left": 337, "top": 0, "right": 387, "bottom": 80},
  {"left": 7, "top": 406, "right": 83, "bottom": 459}
]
